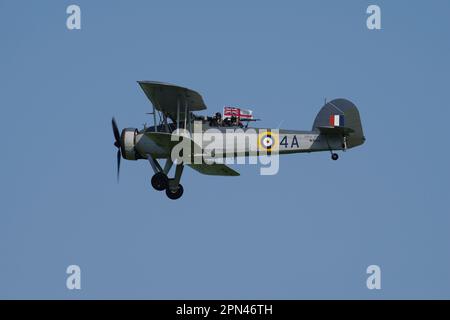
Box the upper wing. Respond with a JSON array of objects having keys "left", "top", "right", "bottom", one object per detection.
[
  {"left": 138, "top": 81, "right": 207, "bottom": 121},
  {"left": 187, "top": 163, "right": 240, "bottom": 176}
]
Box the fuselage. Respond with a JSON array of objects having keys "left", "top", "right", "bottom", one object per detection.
[{"left": 128, "top": 121, "right": 354, "bottom": 160}]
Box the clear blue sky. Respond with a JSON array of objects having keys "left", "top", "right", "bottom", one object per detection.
[{"left": 1, "top": 0, "right": 449, "bottom": 299}]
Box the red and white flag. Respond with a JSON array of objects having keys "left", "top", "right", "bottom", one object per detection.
[{"left": 223, "top": 106, "right": 253, "bottom": 120}]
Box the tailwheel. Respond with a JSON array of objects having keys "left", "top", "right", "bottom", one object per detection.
[
  {"left": 151, "top": 172, "right": 169, "bottom": 191},
  {"left": 331, "top": 153, "right": 339, "bottom": 161},
  {"left": 166, "top": 184, "right": 184, "bottom": 200}
]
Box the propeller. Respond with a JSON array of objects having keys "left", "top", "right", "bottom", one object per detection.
[{"left": 112, "top": 117, "right": 122, "bottom": 181}]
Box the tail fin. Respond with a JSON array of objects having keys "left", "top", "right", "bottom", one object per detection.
[{"left": 312, "top": 99, "right": 365, "bottom": 148}]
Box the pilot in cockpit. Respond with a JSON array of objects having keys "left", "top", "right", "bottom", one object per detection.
[{"left": 209, "top": 112, "right": 222, "bottom": 127}]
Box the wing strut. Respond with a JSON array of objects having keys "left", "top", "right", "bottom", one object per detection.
[
  {"left": 153, "top": 104, "right": 157, "bottom": 132},
  {"left": 176, "top": 96, "right": 180, "bottom": 129},
  {"left": 184, "top": 101, "right": 187, "bottom": 129}
]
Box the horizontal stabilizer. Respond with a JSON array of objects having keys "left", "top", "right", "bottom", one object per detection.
[{"left": 317, "top": 126, "right": 355, "bottom": 135}]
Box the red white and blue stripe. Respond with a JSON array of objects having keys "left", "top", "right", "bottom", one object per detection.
[{"left": 329, "top": 114, "right": 344, "bottom": 127}]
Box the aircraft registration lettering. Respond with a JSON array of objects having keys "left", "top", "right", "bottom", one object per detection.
[{"left": 280, "top": 135, "right": 300, "bottom": 149}]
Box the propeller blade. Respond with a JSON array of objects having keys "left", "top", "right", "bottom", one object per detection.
[
  {"left": 112, "top": 117, "right": 121, "bottom": 147},
  {"left": 116, "top": 149, "right": 121, "bottom": 182}
]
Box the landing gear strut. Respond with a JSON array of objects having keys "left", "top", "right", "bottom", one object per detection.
[
  {"left": 164, "top": 164, "right": 184, "bottom": 200},
  {"left": 325, "top": 135, "right": 340, "bottom": 161},
  {"left": 147, "top": 155, "right": 185, "bottom": 199}
]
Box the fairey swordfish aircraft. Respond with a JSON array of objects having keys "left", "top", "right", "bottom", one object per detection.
[{"left": 112, "top": 81, "right": 365, "bottom": 200}]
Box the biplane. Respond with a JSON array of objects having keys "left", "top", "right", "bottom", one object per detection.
[{"left": 112, "top": 81, "right": 365, "bottom": 199}]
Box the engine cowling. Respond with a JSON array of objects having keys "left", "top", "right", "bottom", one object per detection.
[{"left": 120, "top": 128, "right": 139, "bottom": 160}]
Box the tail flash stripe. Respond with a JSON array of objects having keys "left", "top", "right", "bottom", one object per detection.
[
  {"left": 330, "top": 114, "right": 345, "bottom": 127},
  {"left": 334, "top": 115, "right": 340, "bottom": 126},
  {"left": 329, "top": 115, "right": 335, "bottom": 126}
]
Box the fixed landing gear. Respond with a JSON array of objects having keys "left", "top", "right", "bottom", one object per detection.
[
  {"left": 325, "top": 135, "right": 342, "bottom": 162},
  {"left": 165, "top": 184, "right": 184, "bottom": 200},
  {"left": 151, "top": 172, "right": 169, "bottom": 191},
  {"left": 151, "top": 173, "right": 184, "bottom": 199},
  {"left": 147, "top": 155, "right": 184, "bottom": 199}
]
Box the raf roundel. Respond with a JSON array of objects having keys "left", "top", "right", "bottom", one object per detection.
[
  {"left": 258, "top": 131, "right": 278, "bottom": 152},
  {"left": 262, "top": 135, "right": 274, "bottom": 148}
]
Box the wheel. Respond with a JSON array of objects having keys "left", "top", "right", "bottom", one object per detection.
[
  {"left": 151, "top": 172, "right": 168, "bottom": 191},
  {"left": 166, "top": 184, "right": 184, "bottom": 200},
  {"left": 331, "top": 153, "right": 339, "bottom": 161}
]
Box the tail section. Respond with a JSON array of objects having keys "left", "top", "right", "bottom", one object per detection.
[{"left": 312, "top": 99, "right": 365, "bottom": 148}]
